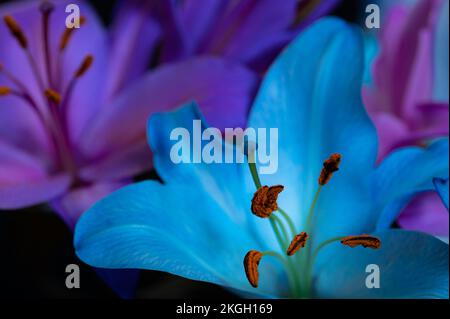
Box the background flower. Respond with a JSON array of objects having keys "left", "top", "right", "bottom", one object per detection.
[
  {"left": 0, "top": 0, "right": 258, "bottom": 228},
  {"left": 363, "top": 0, "right": 449, "bottom": 237},
  {"left": 0, "top": 0, "right": 257, "bottom": 298}
]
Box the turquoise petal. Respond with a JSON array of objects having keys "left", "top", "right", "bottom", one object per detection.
[
  {"left": 434, "top": 178, "right": 449, "bottom": 210},
  {"left": 373, "top": 139, "right": 449, "bottom": 229},
  {"left": 76, "top": 104, "right": 288, "bottom": 297},
  {"left": 75, "top": 179, "right": 284, "bottom": 296},
  {"left": 315, "top": 230, "right": 449, "bottom": 298},
  {"left": 247, "top": 18, "right": 379, "bottom": 244}
]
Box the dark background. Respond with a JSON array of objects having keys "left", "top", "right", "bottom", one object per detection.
[{"left": 0, "top": 0, "right": 361, "bottom": 299}]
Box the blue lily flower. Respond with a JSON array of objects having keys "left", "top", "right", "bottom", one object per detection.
[{"left": 74, "top": 18, "right": 449, "bottom": 298}]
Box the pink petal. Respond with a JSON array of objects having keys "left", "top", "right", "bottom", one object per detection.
[
  {"left": 0, "top": 140, "right": 71, "bottom": 209},
  {"left": 369, "top": 112, "right": 410, "bottom": 160},
  {"left": 398, "top": 192, "right": 449, "bottom": 237},
  {"left": 79, "top": 140, "right": 151, "bottom": 182},
  {"left": 78, "top": 57, "right": 257, "bottom": 161}
]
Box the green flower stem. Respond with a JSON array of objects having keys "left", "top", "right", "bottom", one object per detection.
[
  {"left": 277, "top": 207, "right": 297, "bottom": 238},
  {"left": 304, "top": 186, "right": 322, "bottom": 232},
  {"left": 300, "top": 186, "right": 323, "bottom": 296},
  {"left": 246, "top": 158, "right": 302, "bottom": 296},
  {"left": 261, "top": 251, "right": 300, "bottom": 297},
  {"left": 247, "top": 155, "right": 262, "bottom": 189},
  {"left": 304, "top": 236, "right": 344, "bottom": 294},
  {"left": 271, "top": 214, "right": 289, "bottom": 247}
]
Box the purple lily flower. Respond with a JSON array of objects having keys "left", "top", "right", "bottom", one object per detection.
[
  {"left": 0, "top": 0, "right": 257, "bottom": 227},
  {"left": 133, "top": 0, "right": 341, "bottom": 71},
  {"left": 363, "top": 0, "right": 449, "bottom": 236}
]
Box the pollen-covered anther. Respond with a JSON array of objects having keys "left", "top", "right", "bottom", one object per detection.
[
  {"left": 75, "top": 55, "right": 94, "bottom": 78},
  {"left": 0, "top": 86, "right": 11, "bottom": 96},
  {"left": 244, "top": 250, "right": 263, "bottom": 288},
  {"left": 3, "top": 15, "right": 28, "bottom": 49},
  {"left": 286, "top": 232, "right": 308, "bottom": 256},
  {"left": 45, "top": 88, "right": 61, "bottom": 104},
  {"left": 318, "top": 153, "right": 342, "bottom": 185},
  {"left": 340, "top": 235, "right": 381, "bottom": 249},
  {"left": 251, "top": 185, "right": 284, "bottom": 218},
  {"left": 59, "top": 16, "right": 86, "bottom": 51}
]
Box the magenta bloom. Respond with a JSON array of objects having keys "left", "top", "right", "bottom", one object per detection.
[
  {"left": 0, "top": 0, "right": 257, "bottom": 228},
  {"left": 363, "top": 0, "right": 449, "bottom": 236},
  {"left": 128, "top": 0, "right": 341, "bottom": 71}
]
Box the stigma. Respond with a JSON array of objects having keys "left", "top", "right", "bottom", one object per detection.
[{"left": 319, "top": 153, "right": 342, "bottom": 185}]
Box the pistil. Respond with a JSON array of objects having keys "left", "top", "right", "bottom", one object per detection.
[{"left": 245, "top": 145, "right": 302, "bottom": 296}]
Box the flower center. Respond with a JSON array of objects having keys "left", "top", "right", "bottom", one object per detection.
[
  {"left": 243, "top": 149, "right": 381, "bottom": 298},
  {"left": 0, "top": 1, "right": 92, "bottom": 180}
]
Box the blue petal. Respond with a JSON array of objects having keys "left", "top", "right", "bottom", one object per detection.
[
  {"left": 75, "top": 180, "right": 284, "bottom": 296},
  {"left": 76, "top": 104, "right": 288, "bottom": 297},
  {"left": 314, "top": 230, "right": 449, "bottom": 298},
  {"left": 247, "top": 18, "right": 379, "bottom": 244},
  {"left": 148, "top": 102, "right": 271, "bottom": 248},
  {"left": 434, "top": 178, "right": 449, "bottom": 210},
  {"left": 373, "top": 139, "right": 449, "bottom": 230},
  {"left": 363, "top": 34, "right": 379, "bottom": 85}
]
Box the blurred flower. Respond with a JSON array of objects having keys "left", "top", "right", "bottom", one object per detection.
[
  {"left": 74, "top": 19, "right": 449, "bottom": 298},
  {"left": 0, "top": 0, "right": 259, "bottom": 298},
  {"left": 0, "top": 0, "right": 257, "bottom": 227},
  {"left": 122, "top": 0, "right": 341, "bottom": 72},
  {"left": 363, "top": 0, "right": 449, "bottom": 237}
]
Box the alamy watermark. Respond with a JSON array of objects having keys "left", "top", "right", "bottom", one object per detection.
[
  {"left": 365, "top": 264, "right": 380, "bottom": 289},
  {"left": 65, "top": 4, "right": 81, "bottom": 29},
  {"left": 365, "top": 4, "right": 380, "bottom": 29},
  {"left": 65, "top": 264, "right": 80, "bottom": 289},
  {"left": 169, "top": 120, "right": 278, "bottom": 174}
]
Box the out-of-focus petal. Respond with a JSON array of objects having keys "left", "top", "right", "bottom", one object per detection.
[
  {"left": 398, "top": 192, "right": 448, "bottom": 236},
  {"left": 79, "top": 57, "right": 257, "bottom": 160},
  {"left": 433, "top": 0, "right": 449, "bottom": 101},
  {"left": 0, "top": 140, "right": 71, "bottom": 209},
  {"left": 79, "top": 140, "right": 151, "bottom": 183},
  {"left": 104, "top": 0, "right": 161, "bottom": 98},
  {"left": 373, "top": 139, "right": 449, "bottom": 230},
  {"left": 57, "top": 1, "right": 108, "bottom": 144},
  {"left": 50, "top": 181, "right": 127, "bottom": 229},
  {"left": 368, "top": 112, "right": 409, "bottom": 160},
  {"left": 434, "top": 178, "right": 449, "bottom": 210},
  {"left": 199, "top": 0, "right": 297, "bottom": 66}
]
